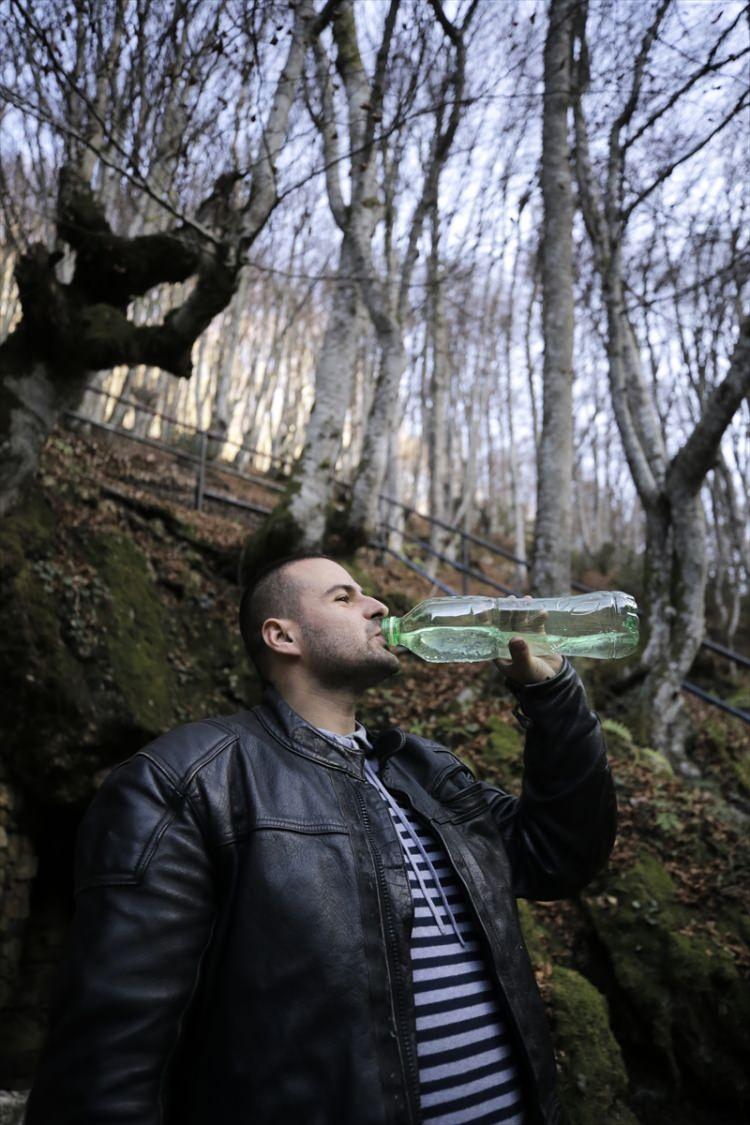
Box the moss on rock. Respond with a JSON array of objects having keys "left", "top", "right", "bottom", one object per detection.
[
  {"left": 0, "top": 489, "right": 259, "bottom": 804},
  {"left": 583, "top": 852, "right": 750, "bottom": 1108},
  {"left": 83, "top": 531, "right": 176, "bottom": 735},
  {"left": 516, "top": 899, "right": 547, "bottom": 967},
  {"left": 517, "top": 903, "right": 639, "bottom": 1123},
  {"left": 238, "top": 488, "right": 305, "bottom": 587},
  {"left": 549, "top": 966, "right": 638, "bottom": 1125},
  {"left": 0, "top": 495, "right": 92, "bottom": 799},
  {"left": 0, "top": 489, "right": 56, "bottom": 578}
]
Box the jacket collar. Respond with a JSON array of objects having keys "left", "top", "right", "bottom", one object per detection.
[{"left": 256, "top": 686, "right": 406, "bottom": 778}]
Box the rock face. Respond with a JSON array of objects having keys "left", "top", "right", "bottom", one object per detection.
[
  {"left": 0, "top": 765, "right": 36, "bottom": 1016},
  {"left": 582, "top": 853, "right": 750, "bottom": 1118},
  {"left": 517, "top": 900, "right": 638, "bottom": 1125},
  {"left": 502, "top": 705, "right": 750, "bottom": 1125},
  {"left": 548, "top": 966, "right": 638, "bottom": 1125},
  {"left": 0, "top": 472, "right": 258, "bottom": 1085},
  {"left": 0, "top": 489, "right": 255, "bottom": 807}
]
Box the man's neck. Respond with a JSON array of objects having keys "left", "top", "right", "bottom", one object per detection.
[{"left": 273, "top": 677, "right": 358, "bottom": 735}]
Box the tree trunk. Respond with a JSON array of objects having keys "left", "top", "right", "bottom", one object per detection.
[
  {"left": 633, "top": 490, "right": 706, "bottom": 769},
  {"left": 347, "top": 327, "right": 407, "bottom": 546},
  {"left": 426, "top": 206, "right": 452, "bottom": 573},
  {"left": 309, "top": 0, "right": 475, "bottom": 551},
  {"left": 238, "top": 234, "right": 367, "bottom": 579},
  {"left": 531, "top": 0, "right": 576, "bottom": 595},
  {"left": 0, "top": 353, "right": 90, "bottom": 516},
  {"left": 207, "top": 271, "right": 251, "bottom": 461},
  {"left": 504, "top": 228, "right": 528, "bottom": 590},
  {"left": 0, "top": 1, "right": 313, "bottom": 519},
  {"left": 286, "top": 235, "right": 364, "bottom": 547}
]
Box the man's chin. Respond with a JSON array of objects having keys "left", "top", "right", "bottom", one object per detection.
[{"left": 354, "top": 648, "right": 401, "bottom": 690}]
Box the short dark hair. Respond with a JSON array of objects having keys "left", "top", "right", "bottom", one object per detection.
[{"left": 239, "top": 553, "right": 336, "bottom": 681}]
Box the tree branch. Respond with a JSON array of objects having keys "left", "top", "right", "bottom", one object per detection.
[
  {"left": 241, "top": 0, "right": 314, "bottom": 241},
  {"left": 669, "top": 313, "right": 750, "bottom": 497},
  {"left": 397, "top": 1, "right": 477, "bottom": 316},
  {"left": 57, "top": 167, "right": 203, "bottom": 308},
  {"left": 622, "top": 24, "right": 748, "bottom": 154},
  {"left": 309, "top": 35, "right": 349, "bottom": 229},
  {"left": 0, "top": 82, "right": 222, "bottom": 247},
  {"left": 571, "top": 10, "right": 609, "bottom": 267},
  {"left": 622, "top": 88, "right": 750, "bottom": 221},
  {"left": 612, "top": 0, "right": 672, "bottom": 134}
]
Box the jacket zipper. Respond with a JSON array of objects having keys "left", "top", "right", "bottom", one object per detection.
[
  {"left": 383, "top": 775, "right": 544, "bottom": 1124},
  {"left": 354, "top": 783, "right": 420, "bottom": 1125}
]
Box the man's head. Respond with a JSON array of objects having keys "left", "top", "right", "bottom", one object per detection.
[{"left": 239, "top": 554, "right": 400, "bottom": 693}]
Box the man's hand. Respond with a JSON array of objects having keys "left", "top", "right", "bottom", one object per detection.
[
  {"left": 494, "top": 637, "right": 563, "bottom": 685},
  {"left": 493, "top": 594, "right": 564, "bottom": 685}
]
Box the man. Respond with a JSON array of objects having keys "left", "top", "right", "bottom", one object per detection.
[{"left": 26, "top": 554, "right": 616, "bottom": 1125}]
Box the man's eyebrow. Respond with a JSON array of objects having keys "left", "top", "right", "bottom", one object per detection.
[{"left": 323, "top": 583, "right": 363, "bottom": 598}]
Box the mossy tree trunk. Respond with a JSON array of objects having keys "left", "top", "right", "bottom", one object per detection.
[
  {"left": 0, "top": 351, "right": 90, "bottom": 520},
  {"left": 347, "top": 326, "right": 407, "bottom": 547},
  {"left": 286, "top": 235, "right": 366, "bottom": 543},
  {"left": 633, "top": 498, "right": 703, "bottom": 758}
]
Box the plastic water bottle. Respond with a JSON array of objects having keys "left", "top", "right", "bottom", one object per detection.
[{"left": 380, "top": 591, "right": 639, "bottom": 663}]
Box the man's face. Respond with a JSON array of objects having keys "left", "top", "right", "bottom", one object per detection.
[{"left": 278, "top": 558, "right": 400, "bottom": 690}]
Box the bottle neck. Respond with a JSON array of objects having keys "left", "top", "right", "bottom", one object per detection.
[{"left": 381, "top": 616, "right": 400, "bottom": 645}]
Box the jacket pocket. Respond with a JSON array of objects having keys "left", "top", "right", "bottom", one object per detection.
[
  {"left": 431, "top": 762, "right": 489, "bottom": 823},
  {"left": 440, "top": 781, "right": 489, "bottom": 823}
]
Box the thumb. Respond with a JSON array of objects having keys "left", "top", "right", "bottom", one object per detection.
[{"left": 508, "top": 636, "right": 532, "bottom": 668}]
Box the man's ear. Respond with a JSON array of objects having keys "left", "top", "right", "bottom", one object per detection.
[{"left": 261, "top": 618, "right": 301, "bottom": 658}]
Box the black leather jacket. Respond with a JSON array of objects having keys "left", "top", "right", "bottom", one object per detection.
[{"left": 26, "top": 660, "right": 616, "bottom": 1125}]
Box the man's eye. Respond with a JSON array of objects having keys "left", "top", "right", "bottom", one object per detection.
[{"left": 336, "top": 594, "right": 349, "bottom": 602}]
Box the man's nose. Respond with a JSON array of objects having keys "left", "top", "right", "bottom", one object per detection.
[{"left": 365, "top": 596, "right": 389, "bottom": 618}]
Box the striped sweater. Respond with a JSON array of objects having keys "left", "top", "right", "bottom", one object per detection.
[{"left": 321, "top": 725, "right": 525, "bottom": 1125}]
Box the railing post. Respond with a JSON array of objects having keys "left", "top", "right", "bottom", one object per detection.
[
  {"left": 461, "top": 534, "right": 469, "bottom": 594},
  {"left": 195, "top": 430, "right": 208, "bottom": 510}
]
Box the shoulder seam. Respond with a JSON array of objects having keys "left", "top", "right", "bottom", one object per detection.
[{"left": 135, "top": 724, "right": 239, "bottom": 794}]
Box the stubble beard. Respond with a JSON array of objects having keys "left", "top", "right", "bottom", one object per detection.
[{"left": 301, "top": 625, "right": 400, "bottom": 693}]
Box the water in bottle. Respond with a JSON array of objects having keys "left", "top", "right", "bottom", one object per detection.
[{"left": 380, "top": 592, "right": 639, "bottom": 662}]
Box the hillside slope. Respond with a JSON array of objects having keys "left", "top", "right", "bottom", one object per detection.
[{"left": 0, "top": 426, "right": 748, "bottom": 1125}]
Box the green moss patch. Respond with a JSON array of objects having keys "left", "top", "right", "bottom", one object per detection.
[
  {"left": 550, "top": 966, "right": 638, "bottom": 1125},
  {"left": 583, "top": 852, "right": 750, "bottom": 1105},
  {"left": 83, "top": 531, "right": 176, "bottom": 735},
  {"left": 0, "top": 489, "right": 56, "bottom": 578}
]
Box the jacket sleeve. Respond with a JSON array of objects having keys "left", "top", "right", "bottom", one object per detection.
[
  {"left": 24, "top": 749, "right": 216, "bottom": 1125},
  {"left": 465, "top": 660, "right": 616, "bottom": 900}
]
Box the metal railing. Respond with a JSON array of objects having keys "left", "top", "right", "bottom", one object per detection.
[{"left": 65, "top": 384, "right": 750, "bottom": 725}]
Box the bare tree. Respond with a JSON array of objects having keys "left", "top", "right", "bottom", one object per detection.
[
  {"left": 0, "top": 0, "right": 323, "bottom": 516},
  {"left": 572, "top": 0, "right": 750, "bottom": 759}
]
